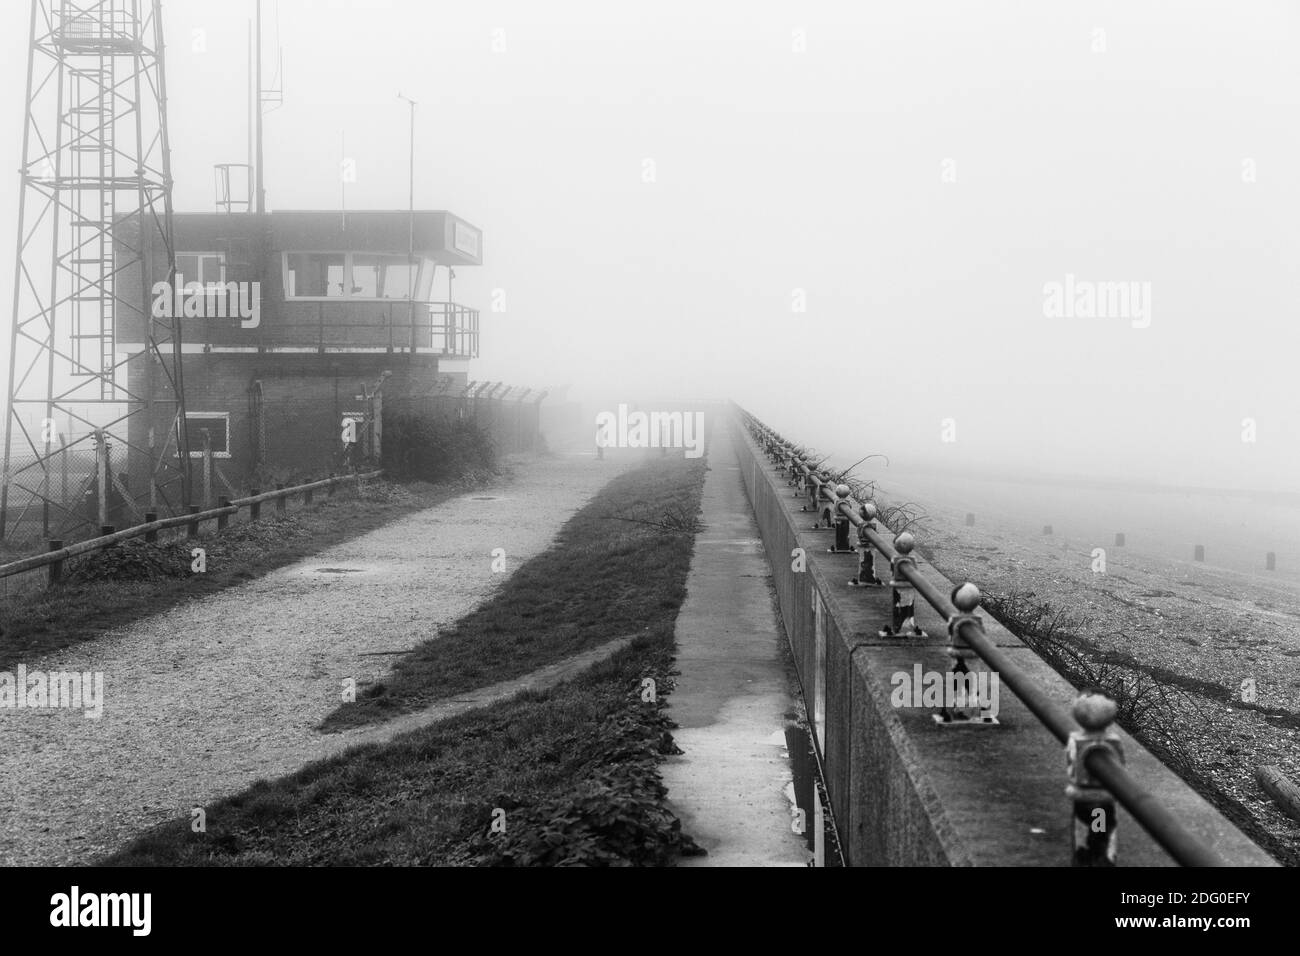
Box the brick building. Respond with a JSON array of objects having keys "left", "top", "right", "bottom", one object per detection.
[{"left": 114, "top": 209, "right": 482, "bottom": 495}]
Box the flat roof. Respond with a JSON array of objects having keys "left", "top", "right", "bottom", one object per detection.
[{"left": 163, "top": 209, "right": 484, "bottom": 266}]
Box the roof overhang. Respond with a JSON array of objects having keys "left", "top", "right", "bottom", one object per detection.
[{"left": 163, "top": 210, "right": 484, "bottom": 266}]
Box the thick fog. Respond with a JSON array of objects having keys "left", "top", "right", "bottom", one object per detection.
[{"left": 1, "top": 0, "right": 1296, "bottom": 492}]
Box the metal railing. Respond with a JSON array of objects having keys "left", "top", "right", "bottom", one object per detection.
[
  {"left": 185, "top": 300, "right": 480, "bottom": 357},
  {"left": 739, "top": 408, "right": 1224, "bottom": 867},
  {"left": 0, "top": 470, "right": 382, "bottom": 586}
]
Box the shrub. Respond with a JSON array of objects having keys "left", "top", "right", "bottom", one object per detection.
[{"left": 382, "top": 412, "right": 498, "bottom": 483}]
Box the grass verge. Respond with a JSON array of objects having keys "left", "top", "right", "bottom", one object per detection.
[{"left": 322, "top": 456, "right": 707, "bottom": 730}]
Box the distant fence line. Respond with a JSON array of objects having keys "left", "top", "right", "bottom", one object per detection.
[{"left": 388, "top": 380, "right": 548, "bottom": 456}]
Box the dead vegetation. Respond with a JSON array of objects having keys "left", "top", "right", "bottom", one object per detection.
[{"left": 899, "top": 502, "right": 1300, "bottom": 866}]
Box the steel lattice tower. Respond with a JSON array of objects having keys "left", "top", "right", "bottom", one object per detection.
[{"left": 2, "top": 0, "right": 190, "bottom": 544}]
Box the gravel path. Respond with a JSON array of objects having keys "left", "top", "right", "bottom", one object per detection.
[{"left": 0, "top": 452, "right": 629, "bottom": 866}]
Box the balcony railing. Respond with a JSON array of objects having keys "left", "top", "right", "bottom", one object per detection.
[
  {"left": 428, "top": 302, "right": 479, "bottom": 358},
  {"left": 184, "top": 299, "right": 480, "bottom": 357},
  {"left": 53, "top": 6, "right": 141, "bottom": 51}
]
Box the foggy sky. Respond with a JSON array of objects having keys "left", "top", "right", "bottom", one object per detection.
[{"left": 1, "top": 0, "right": 1296, "bottom": 492}]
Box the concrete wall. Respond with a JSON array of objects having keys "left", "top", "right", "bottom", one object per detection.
[{"left": 729, "top": 415, "right": 1277, "bottom": 867}]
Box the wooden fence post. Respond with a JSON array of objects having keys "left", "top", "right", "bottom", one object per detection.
[
  {"left": 47, "top": 540, "right": 62, "bottom": 586},
  {"left": 1257, "top": 765, "right": 1300, "bottom": 823},
  {"left": 95, "top": 430, "right": 108, "bottom": 530},
  {"left": 201, "top": 429, "right": 213, "bottom": 509},
  {"left": 59, "top": 433, "right": 68, "bottom": 523}
]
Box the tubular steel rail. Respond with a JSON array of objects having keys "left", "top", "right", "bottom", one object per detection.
[
  {"left": 0, "top": 470, "right": 383, "bottom": 585},
  {"left": 739, "top": 408, "right": 1224, "bottom": 867}
]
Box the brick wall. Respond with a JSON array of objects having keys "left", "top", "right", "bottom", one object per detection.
[{"left": 127, "top": 352, "right": 457, "bottom": 501}]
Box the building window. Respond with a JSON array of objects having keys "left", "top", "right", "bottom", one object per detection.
[
  {"left": 176, "top": 252, "right": 225, "bottom": 284},
  {"left": 184, "top": 412, "right": 231, "bottom": 458},
  {"left": 352, "top": 254, "right": 419, "bottom": 299},
  {"left": 285, "top": 252, "right": 346, "bottom": 298},
  {"left": 176, "top": 252, "right": 230, "bottom": 312},
  {"left": 282, "top": 252, "right": 432, "bottom": 300}
]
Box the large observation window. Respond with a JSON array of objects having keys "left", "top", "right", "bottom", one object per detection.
[
  {"left": 285, "top": 253, "right": 346, "bottom": 297},
  {"left": 283, "top": 252, "right": 434, "bottom": 301}
]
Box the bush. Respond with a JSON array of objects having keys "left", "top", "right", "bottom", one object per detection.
[{"left": 382, "top": 412, "right": 498, "bottom": 483}]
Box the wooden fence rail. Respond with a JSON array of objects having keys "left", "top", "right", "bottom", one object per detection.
[{"left": 0, "top": 470, "right": 383, "bottom": 585}]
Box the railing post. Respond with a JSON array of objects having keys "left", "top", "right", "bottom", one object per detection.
[
  {"left": 187, "top": 505, "right": 201, "bottom": 538},
  {"left": 276, "top": 483, "right": 286, "bottom": 515},
  {"left": 880, "top": 532, "right": 927, "bottom": 638},
  {"left": 217, "top": 497, "right": 231, "bottom": 530},
  {"left": 1066, "top": 691, "right": 1125, "bottom": 866},
  {"left": 304, "top": 482, "right": 314, "bottom": 506},
  {"left": 801, "top": 469, "right": 829, "bottom": 523},
  {"left": 939, "top": 583, "right": 997, "bottom": 725},
  {"left": 48, "top": 540, "right": 63, "bottom": 586},
  {"left": 250, "top": 488, "right": 261, "bottom": 521},
  {"left": 849, "top": 502, "right": 883, "bottom": 587},
  {"left": 144, "top": 512, "right": 158, "bottom": 543},
  {"left": 828, "top": 485, "right": 854, "bottom": 553}
]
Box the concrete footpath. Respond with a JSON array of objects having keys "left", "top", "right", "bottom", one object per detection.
[{"left": 661, "top": 426, "right": 811, "bottom": 867}]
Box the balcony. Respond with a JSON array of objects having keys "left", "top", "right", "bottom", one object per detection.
[{"left": 185, "top": 299, "right": 480, "bottom": 358}]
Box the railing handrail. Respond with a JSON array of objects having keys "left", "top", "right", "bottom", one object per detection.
[
  {"left": 739, "top": 408, "right": 1225, "bottom": 867},
  {"left": 0, "top": 470, "right": 382, "bottom": 583}
]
